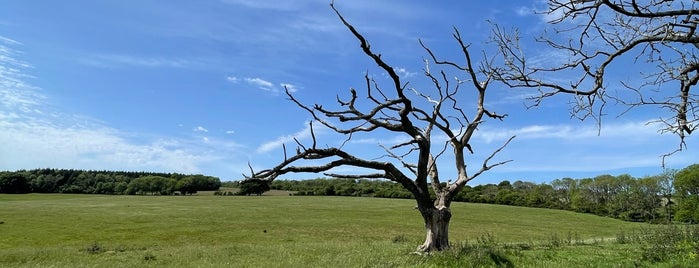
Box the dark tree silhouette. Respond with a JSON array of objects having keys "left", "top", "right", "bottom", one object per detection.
[
  {"left": 492, "top": 0, "right": 698, "bottom": 160},
  {"left": 244, "top": 3, "right": 513, "bottom": 252}
]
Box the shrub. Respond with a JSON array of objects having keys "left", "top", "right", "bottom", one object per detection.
[
  {"left": 237, "top": 179, "right": 270, "bottom": 196},
  {"left": 636, "top": 225, "right": 699, "bottom": 263},
  {"left": 143, "top": 253, "right": 156, "bottom": 261},
  {"left": 436, "top": 236, "right": 514, "bottom": 268},
  {"left": 85, "top": 242, "right": 103, "bottom": 254},
  {"left": 391, "top": 234, "right": 408, "bottom": 243}
]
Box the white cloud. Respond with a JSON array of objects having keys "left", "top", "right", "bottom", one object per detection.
[
  {"left": 194, "top": 126, "right": 209, "bottom": 132},
  {"left": 351, "top": 135, "right": 411, "bottom": 146},
  {"left": 81, "top": 54, "right": 204, "bottom": 69},
  {"left": 0, "top": 36, "right": 22, "bottom": 45},
  {"left": 0, "top": 115, "right": 212, "bottom": 174},
  {"left": 473, "top": 120, "right": 662, "bottom": 144},
  {"left": 0, "top": 38, "right": 229, "bottom": 175},
  {"left": 463, "top": 119, "right": 696, "bottom": 177},
  {"left": 228, "top": 75, "right": 300, "bottom": 94},
  {"left": 516, "top": 6, "right": 534, "bottom": 17},
  {"left": 244, "top": 77, "right": 275, "bottom": 91},
  {"left": 515, "top": 1, "right": 590, "bottom": 24},
  {"left": 280, "top": 83, "right": 298, "bottom": 93},
  {"left": 220, "top": 0, "right": 313, "bottom": 11},
  {"left": 256, "top": 123, "right": 314, "bottom": 154},
  {"left": 394, "top": 67, "right": 417, "bottom": 78},
  {"left": 226, "top": 130, "right": 236, "bottom": 134}
]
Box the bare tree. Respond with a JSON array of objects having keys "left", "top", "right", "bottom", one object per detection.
[
  {"left": 492, "top": 0, "right": 698, "bottom": 160},
  {"left": 245, "top": 3, "right": 513, "bottom": 253}
]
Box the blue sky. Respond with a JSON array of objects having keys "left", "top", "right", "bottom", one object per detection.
[{"left": 1, "top": 1, "right": 696, "bottom": 184}]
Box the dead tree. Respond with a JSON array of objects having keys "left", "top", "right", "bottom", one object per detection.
[
  {"left": 245, "top": 3, "right": 513, "bottom": 253},
  {"left": 492, "top": 0, "right": 698, "bottom": 161}
]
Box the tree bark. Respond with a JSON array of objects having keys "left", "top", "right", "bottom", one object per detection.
[{"left": 417, "top": 205, "right": 452, "bottom": 252}]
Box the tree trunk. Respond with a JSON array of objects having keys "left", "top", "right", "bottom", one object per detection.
[{"left": 417, "top": 206, "right": 452, "bottom": 252}]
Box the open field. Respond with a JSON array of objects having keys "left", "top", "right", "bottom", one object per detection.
[{"left": 0, "top": 194, "right": 677, "bottom": 267}]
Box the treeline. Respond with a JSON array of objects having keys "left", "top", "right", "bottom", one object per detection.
[
  {"left": 266, "top": 176, "right": 666, "bottom": 223},
  {"left": 0, "top": 169, "right": 221, "bottom": 195},
  {"left": 456, "top": 175, "right": 668, "bottom": 223},
  {"left": 268, "top": 178, "right": 414, "bottom": 198},
  {"left": 258, "top": 164, "right": 699, "bottom": 224}
]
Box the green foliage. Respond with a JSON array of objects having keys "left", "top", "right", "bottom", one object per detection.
[
  {"left": 632, "top": 225, "right": 699, "bottom": 263},
  {"left": 236, "top": 179, "right": 270, "bottom": 196},
  {"left": 270, "top": 178, "right": 412, "bottom": 198},
  {"left": 675, "top": 164, "right": 699, "bottom": 223},
  {"left": 675, "top": 164, "right": 699, "bottom": 196},
  {"left": 268, "top": 170, "right": 687, "bottom": 224},
  {"left": 428, "top": 236, "right": 515, "bottom": 268},
  {"left": 676, "top": 196, "right": 699, "bottom": 223},
  {"left": 0, "top": 171, "right": 31, "bottom": 194},
  {"left": 4, "top": 163, "right": 699, "bottom": 224},
  {"left": 0, "top": 169, "right": 220, "bottom": 196}
]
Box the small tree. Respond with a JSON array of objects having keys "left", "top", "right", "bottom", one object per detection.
[
  {"left": 674, "top": 164, "right": 699, "bottom": 223},
  {"left": 659, "top": 168, "right": 677, "bottom": 222},
  {"left": 245, "top": 3, "right": 513, "bottom": 252},
  {"left": 237, "top": 179, "right": 270, "bottom": 196},
  {"left": 175, "top": 177, "right": 197, "bottom": 195}
]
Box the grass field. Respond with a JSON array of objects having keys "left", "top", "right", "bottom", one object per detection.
[{"left": 0, "top": 194, "right": 680, "bottom": 267}]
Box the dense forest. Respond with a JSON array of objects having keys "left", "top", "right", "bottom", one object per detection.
[
  {"left": 0, "top": 169, "right": 220, "bottom": 195},
  {"left": 226, "top": 164, "right": 699, "bottom": 224}
]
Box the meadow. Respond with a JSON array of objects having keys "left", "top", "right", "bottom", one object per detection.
[{"left": 0, "top": 193, "right": 689, "bottom": 267}]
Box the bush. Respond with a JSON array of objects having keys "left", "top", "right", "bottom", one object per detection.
[
  {"left": 391, "top": 235, "right": 408, "bottom": 243},
  {"left": 237, "top": 179, "right": 270, "bottom": 196},
  {"left": 634, "top": 225, "right": 699, "bottom": 263},
  {"left": 85, "top": 242, "right": 103, "bottom": 254},
  {"left": 431, "top": 235, "right": 514, "bottom": 268}
]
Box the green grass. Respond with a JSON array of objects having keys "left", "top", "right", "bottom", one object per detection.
[{"left": 0, "top": 194, "right": 655, "bottom": 267}]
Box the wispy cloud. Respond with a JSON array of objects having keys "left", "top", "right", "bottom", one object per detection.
[
  {"left": 516, "top": 6, "right": 535, "bottom": 17},
  {"left": 81, "top": 54, "right": 205, "bottom": 69},
  {"left": 194, "top": 126, "right": 209, "bottom": 133},
  {"left": 0, "top": 36, "right": 237, "bottom": 175},
  {"left": 464, "top": 119, "right": 696, "bottom": 177},
  {"left": 245, "top": 77, "right": 275, "bottom": 91},
  {"left": 0, "top": 36, "right": 22, "bottom": 46},
  {"left": 0, "top": 97, "right": 223, "bottom": 173},
  {"left": 227, "top": 75, "right": 299, "bottom": 94},
  {"left": 0, "top": 36, "right": 44, "bottom": 113},
  {"left": 351, "top": 135, "right": 411, "bottom": 146},
  {"left": 220, "top": 0, "right": 319, "bottom": 11},
  {"left": 475, "top": 120, "right": 661, "bottom": 144},
  {"left": 394, "top": 67, "right": 417, "bottom": 78},
  {"left": 514, "top": 1, "right": 563, "bottom": 23},
  {"left": 279, "top": 83, "right": 299, "bottom": 93},
  {"left": 256, "top": 122, "right": 316, "bottom": 154}
]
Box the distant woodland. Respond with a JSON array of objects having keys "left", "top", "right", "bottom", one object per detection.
[
  {"left": 226, "top": 164, "right": 699, "bottom": 224},
  {"left": 2, "top": 164, "right": 697, "bottom": 224},
  {"left": 0, "top": 169, "right": 220, "bottom": 196}
]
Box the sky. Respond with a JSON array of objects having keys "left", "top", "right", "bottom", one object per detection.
[{"left": 0, "top": 0, "right": 696, "bottom": 184}]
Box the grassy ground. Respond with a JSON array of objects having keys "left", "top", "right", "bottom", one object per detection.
[{"left": 0, "top": 194, "right": 669, "bottom": 267}]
